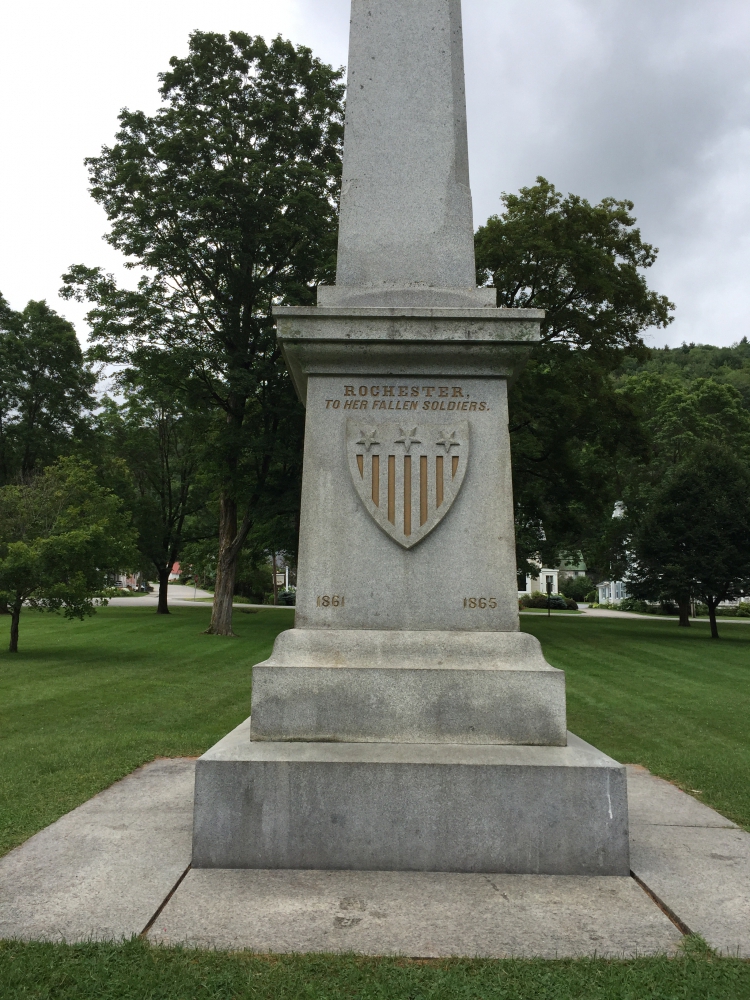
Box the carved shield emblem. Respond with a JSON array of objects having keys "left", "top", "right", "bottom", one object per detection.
[{"left": 346, "top": 419, "right": 470, "bottom": 548}]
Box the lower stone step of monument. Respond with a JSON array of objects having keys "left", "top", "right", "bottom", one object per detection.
[
  {"left": 250, "top": 628, "right": 567, "bottom": 746},
  {"left": 192, "top": 718, "right": 629, "bottom": 876}
]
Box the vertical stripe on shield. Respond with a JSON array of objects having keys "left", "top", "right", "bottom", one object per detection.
[
  {"left": 436, "top": 455, "right": 444, "bottom": 507},
  {"left": 372, "top": 454, "right": 379, "bottom": 507},
  {"left": 387, "top": 455, "right": 396, "bottom": 524},
  {"left": 403, "top": 455, "right": 411, "bottom": 536},
  {"left": 420, "top": 455, "right": 428, "bottom": 525}
]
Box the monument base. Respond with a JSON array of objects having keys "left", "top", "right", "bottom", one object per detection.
[
  {"left": 192, "top": 719, "right": 629, "bottom": 875},
  {"left": 250, "top": 629, "right": 567, "bottom": 746}
]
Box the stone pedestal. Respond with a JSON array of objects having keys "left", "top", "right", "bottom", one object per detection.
[
  {"left": 190, "top": 313, "right": 631, "bottom": 874},
  {"left": 249, "top": 629, "right": 567, "bottom": 746},
  {"left": 193, "top": 720, "right": 629, "bottom": 875},
  {"left": 191, "top": 0, "right": 630, "bottom": 876}
]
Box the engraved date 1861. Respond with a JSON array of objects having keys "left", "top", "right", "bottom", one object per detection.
[
  {"left": 316, "top": 594, "right": 345, "bottom": 607},
  {"left": 463, "top": 597, "right": 497, "bottom": 609}
]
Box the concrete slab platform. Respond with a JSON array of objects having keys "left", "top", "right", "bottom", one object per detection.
[
  {"left": 0, "top": 758, "right": 194, "bottom": 942},
  {"left": 147, "top": 868, "right": 681, "bottom": 957},
  {"left": 631, "top": 826, "right": 750, "bottom": 956},
  {"left": 1, "top": 755, "right": 748, "bottom": 957},
  {"left": 627, "top": 766, "right": 750, "bottom": 957},
  {"left": 626, "top": 764, "right": 738, "bottom": 828}
]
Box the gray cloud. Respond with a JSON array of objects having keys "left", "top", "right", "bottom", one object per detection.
[
  {"left": 1, "top": 0, "right": 747, "bottom": 346},
  {"left": 461, "top": 0, "right": 750, "bottom": 345}
]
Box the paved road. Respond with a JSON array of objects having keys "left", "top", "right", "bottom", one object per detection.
[{"left": 107, "top": 584, "right": 287, "bottom": 611}]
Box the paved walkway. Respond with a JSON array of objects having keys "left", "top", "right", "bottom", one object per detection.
[
  {"left": 1, "top": 756, "right": 747, "bottom": 957},
  {"left": 107, "top": 584, "right": 287, "bottom": 611},
  {"left": 521, "top": 607, "right": 750, "bottom": 623}
]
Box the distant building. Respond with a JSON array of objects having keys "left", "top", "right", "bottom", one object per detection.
[
  {"left": 519, "top": 557, "right": 588, "bottom": 597},
  {"left": 597, "top": 580, "right": 628, "bottom": 604}
]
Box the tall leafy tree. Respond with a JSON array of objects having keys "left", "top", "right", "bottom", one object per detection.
[
  {"left": 475, "top": 178, "right": 673, "bottom": 573},
  {"left": 97, "top": 393, "right": 207, "bottom": 614},
  {"left": 618, "top": 371, "right": 750, "bottom": 470},
  {"left": 0, "top": 296, "right": 95, "bottom": 484},
  {"left": 0, "top": 459, "right": 137, "bottom": 652},
  {"left": 62, "top": 31, "right": 344, "bottom": 635},
  {"left": 626, "top": 446, "right": 750, "bottom": 639}
]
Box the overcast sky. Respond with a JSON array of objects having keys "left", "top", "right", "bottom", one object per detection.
[{"left": 1, "top": 0, "right": 748, "bottom": 347}]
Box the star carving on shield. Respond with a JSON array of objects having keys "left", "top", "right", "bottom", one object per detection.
[
  {"left": 436, "top": 428, "right": 461, "bottom": 453},
  {"left": 394, "top": 427, "right": 421, "bottom": 452},
  {"left": 356, "top": 427, "right": 380, "bottom": 451}
]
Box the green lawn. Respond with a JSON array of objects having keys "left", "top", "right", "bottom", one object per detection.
[
  {"left": 0, "top": 605, "right": 293, "bottom": 857},
  {"left": 2, "top": 607, "right": 750, "bottom": 997},
  {"left": 522, "top": 615, "right": 750, "bottom": 829},
  {"left": 2, "top": 938, "right": 748, "bottom": 1000},
  {"left": 520, "top": 607, "right": 583, "bottom": 614},
  {"left": 1, "top": 607, "right": 749, "bottom": 858}
]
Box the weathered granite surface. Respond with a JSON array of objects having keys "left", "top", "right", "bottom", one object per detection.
[
  {"left": 193, "top": 720, "right": 629, "bottom": 875},
  {"left": 250, "top": 629, "right": 566, "bottom": 745},
  {"left": 193, "top": 0, "right": 627, "bottom": 876},
  {"left": 334, "top": 0, "right": 476, "bottom": 291},
  {"left": 291, "top": 376, "right": 519, "bottom": 633}
]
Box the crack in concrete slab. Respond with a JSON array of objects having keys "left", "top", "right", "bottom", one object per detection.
[
  {"left": 631, "top": 871, "right": 692, "bottom": 936},
  {"left": 140, "top": 864, "right": 192, "bottom": 938}
]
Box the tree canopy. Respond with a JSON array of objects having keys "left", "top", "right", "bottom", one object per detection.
[
  {"left": 626, "top": 446, "right": 750, "bottom": 638},
  {"left": 94, "top": 392, "right": 208, "bottom": 614},
  {"left": 0, "top": 459, "right": 137, "bottom": 651},
  {"left": 0, "top": 296, "right": 96, "bottom": 484},
  {"left": 62, "top": 30, "right": 345, "bottom": 634},
  {"left": 475, "top": 178, "right": 674, "bottom": 572}
]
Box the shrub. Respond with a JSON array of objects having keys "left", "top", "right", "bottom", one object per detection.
[
  {"left": 559, "top": 575, "right": 595, "bottom": 603},
  {"left": 520, "top": 591, "right": 574, "bottom": 610},
  {"left": 618, "top": 597, "right": 654, "bottom": 614}
]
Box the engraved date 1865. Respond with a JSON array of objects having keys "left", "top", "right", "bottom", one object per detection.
[{"left": 463, "top": 597, "right": 497, "bottom": 609}]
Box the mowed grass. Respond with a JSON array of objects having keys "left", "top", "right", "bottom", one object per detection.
[
  {"left": 522, "top": 615, "right": 750, "bottom": 829},
  {"left": 0, "top": 605, "right": 293, "bottom": 857},
  {"left": 1, "top": 606, "right": 749, "bottom": 858},
  {"left": 2, "top": 608, "right": 750, "bottom": 996},
  {"left": 2, "top": 939, "right": 749, "bottom": 1000},
  {"left": 1, "top": 608, "right": 750, "bottom": 858}
]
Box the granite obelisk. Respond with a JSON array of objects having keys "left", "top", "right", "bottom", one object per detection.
[
  {"left": 191, "top": 0, "right": 630, "bottom": 875},
  {"left": 330, "top": 0, "right": 477, "bottom": 296}
]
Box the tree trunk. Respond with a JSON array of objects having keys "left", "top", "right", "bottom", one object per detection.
[
  {"left": 707, "top": 597, "right": 720, "bottom": 639},
  {"left": 157, "top": 566, "right": 170, "bottom": 615},
  {"left": 206, "top": 492, "right": 239, "bottom": 636},
  {"left": 9, "top": 602, "right": 21, "bottom": 653},
  {"left": 678, "top": 597, "right": 691, "bottom": 627},
  {"left": 272, "top": 552, "right": 279, "bottom": 606}
]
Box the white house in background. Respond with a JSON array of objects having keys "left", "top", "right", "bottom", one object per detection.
[
  {"left": 597, "top": 580, "right": 628, "bottom": 604},
  {"left": 519, "top": 566, "right": 559, "bottom": 597},
  {"left": 518, "top": 557, "right": 589, "bottom": 598}
]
